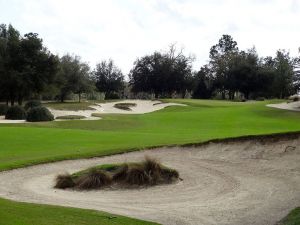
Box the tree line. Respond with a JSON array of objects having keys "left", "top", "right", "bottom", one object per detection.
[{"left": 0, "top": 24, "right": 299, "bottom": 105}]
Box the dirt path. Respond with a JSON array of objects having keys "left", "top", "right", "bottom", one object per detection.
[{"left": 0, "top": 136, "right": 300, "bottom": 225}]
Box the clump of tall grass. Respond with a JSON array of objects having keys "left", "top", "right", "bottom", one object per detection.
[{"left": 55, "top": 157, "right": 180, "bottom": 190}]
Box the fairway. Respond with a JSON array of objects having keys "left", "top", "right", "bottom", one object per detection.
[
  {"left": 1, "top": 100, "right": 300, "bottom": 171},
  {"left": 1, "top": 99, "right": 300, "bottom": 225}
]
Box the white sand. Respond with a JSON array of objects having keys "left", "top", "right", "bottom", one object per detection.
[
  {"left": 0, "top": 100, "right": 185, "bottom": 123},
  {"left": 0, "top": 136, "right": 300, "bottom": 225},
  {"left": 267, "top": 101, "right": 300, "bottom": 111}
]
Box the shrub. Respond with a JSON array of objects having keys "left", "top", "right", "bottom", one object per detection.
[
  {"left": 55, "top": 174, "right": 75, "bottom": 189},
  {"left": 256, "top": 97, "right": 265, "bottom": 101},
  {"left": 26, "top": 106, "right": 54, "bottom": 122},
  {"left": 76, "top": 169, "right": 112, "bottom": 190},
  {"left": 5, "top": 106, "right": 26, "bottom": 120},
  {"left": 24, "top": 100, "right": 42, "bottom": 110},
  {"left": 0, "top": 104, "right": 9, "bottom": 116}
]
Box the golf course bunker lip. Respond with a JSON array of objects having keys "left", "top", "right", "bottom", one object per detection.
[
  {"left": 267, "top": 101, "right": 300, "bottom": 112},
  {"left": 0, "top": 134, "right": 300, "bottom": 225}
]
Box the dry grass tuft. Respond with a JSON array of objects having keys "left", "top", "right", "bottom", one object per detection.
[
  {"left": 55, "top": 174, "right": 75, "bottom": 189},
  {"left": 76, "top": 169, "right": 112, "bottom": 190},
  {"left": 112, "top": 164, "right": 129, "bottom": 182},
  {"left": 125, "top": 166, "right": 150, "bottom": 185}
]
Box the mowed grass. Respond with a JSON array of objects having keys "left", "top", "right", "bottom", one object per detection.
[
  {"left": 277, "top": 207, "right": 300, "bottom": 225},
  {"left": 1, "top": 100, "right": 300, "bottom": 171},
  {"left": 1, "top": 99, "right": 300, "bottom": 225},
  {"left": 0, "top": 198, "right": 159, "bottom": 225}
]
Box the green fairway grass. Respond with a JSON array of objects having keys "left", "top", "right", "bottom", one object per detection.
[
  {"left": 277, "top": 207, "right": 300, "bottom": 225},
  {"left": 0, "top": 198, "right": 159, "bottom": 225},
  {"left": 1, "top": 100, "right": 300, "bottom": 171},
  {"left": 1, "top": 99, "right": 300, "bottom": 225}
]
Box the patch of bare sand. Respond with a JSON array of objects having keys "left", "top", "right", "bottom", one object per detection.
[
  {"left": 267, "top": 101, "right": 300, "bottom": 111},
  {"left": 0, "top": 135, "right": 300, "bottom": 225}
]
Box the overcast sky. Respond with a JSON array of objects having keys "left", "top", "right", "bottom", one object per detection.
[{"left": 0, "top": 0, "right": 299, "bottom": 74}]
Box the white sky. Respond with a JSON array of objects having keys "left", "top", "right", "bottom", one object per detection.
[{"left": 1, "top": 0, "right": 300, "bottom": 74}]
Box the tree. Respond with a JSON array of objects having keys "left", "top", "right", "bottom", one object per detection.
[
  {"left": 0, "top": 24, "right": 58, "bottom": 105},
  {"left": 209, "top": 34, "right": 239, "bottom": 99},
  {"left": 270, "top": 50, "right": 296, "bottom": 98},
  {"left": 129, "top": 44, "right": 193, "bottom": 98},
  {"left": 192, "top": 65, "right": 214, "bottom": 99},
  {"left": 93, "top": 59, "right": 124, "bottom": 99},
  {"left": 57, "top": 54, "right": 93, "bottom": 102}
]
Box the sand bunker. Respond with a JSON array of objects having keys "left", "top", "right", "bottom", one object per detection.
[
  {"left": 0, "top": 100, "right": 185, "bottom": 123},
  {"left": 267, "top": 101, "right": 300, "bottom": 112},
  {"left": 0, "top": 134, "right": 299, "bottom": 225}
]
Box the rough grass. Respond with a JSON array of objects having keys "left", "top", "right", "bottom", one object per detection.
[
  {"left": 114, "top": 103, "right": 137, "bottom": 111},
  {"left": 276, "top": 207, "right": 300, "bottom": 225},
  {"left": 56, "top": 157, "right": 179, "bottom": 190},
  {"left": 56, "top": 115, "right": 86, "bottom": 120}
]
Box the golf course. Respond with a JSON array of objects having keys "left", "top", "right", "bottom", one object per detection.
[{"left": 0, "top": 99, "right": 300, "bottom": 225}]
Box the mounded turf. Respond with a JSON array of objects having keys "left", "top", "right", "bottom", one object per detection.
[
  {"left": 1, "top": 99, "right": 300, "bottom": 225},
  {"left": 1, "top": 100, "right": 300, "bottom": 171}
]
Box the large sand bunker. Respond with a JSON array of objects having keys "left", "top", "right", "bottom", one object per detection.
[
  {"left": 267, "top": 101, "right": 300, "bottom": 112},
  {"left": 0, "top": 134, "right": 300, "bottom": 225}
]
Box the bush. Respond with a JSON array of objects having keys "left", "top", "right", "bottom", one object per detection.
[
  {"left": 5, "top": 106, "right": 26, "bottom": 120},
  {"left": 26, "top": 106, "right": 54, "bottom": 122},
  {"left": 55, "top": 174, "right": 75, "bottom": 189},
  {"left": 112, "top": 164, "right": 129, "bottom": 182},
  {"left": 0, "top": 104, "right": 9, "bottom": 116},
  {"left": 24, "top": 100, "right": 42, "bottom": 110}
]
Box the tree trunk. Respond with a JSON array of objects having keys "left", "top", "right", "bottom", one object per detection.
[
  {"left": 78, "top": 93, "right": 81, "bottom": 103},
  {"left": 18, "top": 96, "right": 23, "bottom": 106}
]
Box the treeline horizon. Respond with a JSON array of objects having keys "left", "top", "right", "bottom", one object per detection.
[{"left": 0, "top": 23, "right": 299, "bottom": 105}]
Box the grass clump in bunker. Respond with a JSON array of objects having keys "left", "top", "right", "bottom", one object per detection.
[
  {"left": 56, "top": 115, "right": 86, "bottom": 120},
  {"left": 55, "top": 157, "right": 180, "bottom": 190},
  {"left": 114, "top": 103, "right": 137, "bottom": 111}
]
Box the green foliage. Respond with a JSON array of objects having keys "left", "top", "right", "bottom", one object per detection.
[
  {"left": 0, "top": 104, "right": 9, "bottom": 115},
  {"left": 24, "top": 100, "right": 42, "bottom": 110},
  {"left": 93, "top": 59, "right": 124, "bottom": 99},
  {"left": 5, "top": 105, "right": 26, "bottom": 120},
  {"left": 129, "top": 44, "right": 194, "bottom": 98},
  {"left": 26, "top": 106, "right": 54, "bottom": 122}
]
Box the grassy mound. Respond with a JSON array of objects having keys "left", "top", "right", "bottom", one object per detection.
[
  {"left": 56, "top": 115, "right": 86, "bottom": 120},
  {"left": 55, "top": 157, "right": 179, "bottom": 190},
  {"left": 114, "top": 103, "right": 137, "bottom": 111}
]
